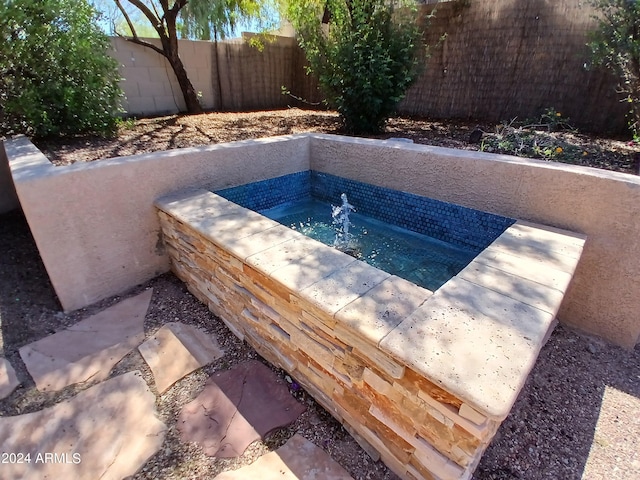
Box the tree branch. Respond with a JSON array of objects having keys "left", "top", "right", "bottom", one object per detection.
[
  {"left": 114, "top": 0, "right": 166, "bottom": 56},
  {"left": 169, "top": 0, "right": 188, "bottom": 16},
  {"left": 114, "top": 0, "right": 140, "bottom": 40},
  {"left": 121, "top": 33, "right": 167, "bottom": 56},
  {"left": 152, "top": 2, "right": 163, "bottom": 23},
  {"left": 122, "top": 0, "right": 168, "bottom": 38}
]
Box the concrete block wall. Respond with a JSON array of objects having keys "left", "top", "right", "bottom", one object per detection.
[
  {"left": 110, "top": 37, "right": 215, "bottom": 115},
  {"left": 109, "top": 35, "right": 319, "bottom": 116},
  {"left": 108, "top": 0, "right": 625, "bottom": 133}
]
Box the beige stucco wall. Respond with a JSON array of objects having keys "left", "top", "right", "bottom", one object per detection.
[
  {"left": 309, "top": 134, "right": 640, "bottom": 349},
  {"left": 4, "top": 133, "right": 639, "bottom": 348},
  {"left": 4, "top": 135, "right": 310, "bottom": 311}
]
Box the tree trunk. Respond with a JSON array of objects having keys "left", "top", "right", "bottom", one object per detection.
[
  {"left": 163, "top": 8, "right": 203, "bottom": 114},
  {"left": 118, "top": 0, "right": 202, "bottom": 114},
  {"left": 166, "top": 52, "right": 203, "bottom": 114},
  {"left": 213, "top": 26, "right": 224, "bottom": 110}
]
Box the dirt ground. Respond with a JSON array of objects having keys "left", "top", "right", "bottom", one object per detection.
[
  {"left": 2, "top": 109, "right": 639, "bottom": 479},
  {"left": 34, "top": 109, "right": 640, "bottom": 175}
]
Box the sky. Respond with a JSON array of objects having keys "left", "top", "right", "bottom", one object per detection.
[{"left": 90, "top": 0, "right": 277, "bottom": 39}]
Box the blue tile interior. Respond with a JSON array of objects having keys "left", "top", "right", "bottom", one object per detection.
[
  {"left": 311, "top": 172, "right": 515, "bottom": 251},
  {"left": 216, "top": 171, "right": 310, "bottom": 212},
  {"left": 215, "top": 170, "right": 515, "bottom": 252}
]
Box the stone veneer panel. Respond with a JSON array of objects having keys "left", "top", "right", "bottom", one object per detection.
[{"left": 155, "top": 189, "right": 585, "bottom": 480}]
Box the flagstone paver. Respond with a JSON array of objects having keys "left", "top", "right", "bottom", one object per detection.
[
  {"left": 213, "top": 433, "right": 354, "bottom": 479},
  {"left": 0, "top": 371, "right": 166, "bottom": 480},
  {"left": 177, "top": 360, "right": 306, "bottom": 457},
  {"left": 19, "top": 290, "right": 152, "bottom": 392},
  {"left": 138, "top": 322, "right": 224, "bottom": 393},
  {"left": 0, "top": 357, "right": 19, "bottom": 399}
]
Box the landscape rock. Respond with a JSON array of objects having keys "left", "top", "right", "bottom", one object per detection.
[
  {"left": 213, "top": 433, "right": 354, "bottom": 479},
  {"left": 0, "top": 371, "right": 166, "bottom": 480},
  {"left": 0, "top": 357, "right": 19, "bottom": 399},
  {"left": 177, "top": 360, "right": 305, "bottom": 457},
  {"left": 138, "top": 322, "right": 224, "bottom": 393},
  {"left": 19, "top": 290, "right": 152, "bottom": 391}
]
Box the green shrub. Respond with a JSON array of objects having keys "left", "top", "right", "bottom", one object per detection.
[
  {"left": 0, "top": 0, "right": 122, "bottom": 137},
  {"left": 588, "top": 0, "right": 640, "bottom": 137},
  {"left": 287, "top": 0, "right": 425, "bottom": 134}
]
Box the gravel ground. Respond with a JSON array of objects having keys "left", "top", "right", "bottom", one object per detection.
[
  {"left": 1, "top": 210, "right": 638, "bottom": 480},
  {"left": 33, "top": 109, "right": 640, "bottom": 175},
  {"left": 2, "top": 109, "right": 640, "bottom": 479}
]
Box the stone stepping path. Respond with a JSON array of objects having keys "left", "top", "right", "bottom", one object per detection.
[
  {"left": 0, "top": 358, "right": 20, "bottom": 400},
  {"left": 19, "top": 290, "right": 152, "bottom": 392},
  {"left": 3, "top": 290, "right": 344, "bottom": 479},
  {"left": 138, "top": 322, "right": 224, "bottom": 394},
  {"left": 0, "top": 371, "right": 166, "bottom": 480},
  {"left": 178, "top": 360, "right": 306, "bottom": 457},
  {"left": 0, "top": 357, "right": 19, "bottom": 399},
  {"left": 213, "top": 434, "right": 354, "bottom": 479}
]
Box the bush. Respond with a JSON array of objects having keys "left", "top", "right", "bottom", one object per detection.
[
  {"left": 287, "top": 0, "right": 425, "bottom": 134},
  {"left": 589, "top": 0, "right": 640, "bottom": 137},
  {"left": 0, "top": 0, "right": 122, "bottom": 137}
]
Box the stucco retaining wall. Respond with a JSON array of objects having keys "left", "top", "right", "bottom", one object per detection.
[
  {"left": 2, "top": 133, "right": 639, "bottom": 348},
  {"left": 3, "top": 135, "right": 309, "bottom": 311},
  {"left": 310, "top": 134, "right": 640, "bottom": 349}
]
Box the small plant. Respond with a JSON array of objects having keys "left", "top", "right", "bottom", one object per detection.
[
  {"left": 532, "top": 141, "right": 564, "bottom": 160},
  {"left": 477, "top": 108, "right": 583, "bottom": 163},
  {"left": 115, "top": 117, "right": 137, "bottom": 131},
  {"left": 588, "top": 0, "right": 640, "bottom": 138},
  {"left": 539, "top": 108, "right": 573, "bottom": 132},
  {"left": 280, "top": 86, "right": 323, "bottom": 106}
]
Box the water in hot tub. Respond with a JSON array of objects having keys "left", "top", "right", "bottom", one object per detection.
[{"left": 260, "top": 197, "right": 476, "bottom": 291}]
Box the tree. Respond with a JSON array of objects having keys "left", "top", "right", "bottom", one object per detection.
[
  {"left": 179, "top": 0, "right": 271, "bottom": 109},
  {"left": 589, "top": 0, "right": 640, "bottom": 136},
  {"left": 286, "top": 0, "right": 425, "bottom": 133},
  {"left": 180, "top": 0, "right": 266, "bottom": 40},
  {"left": 0, "top": 0, "right": 122, "bottom": 137},
  {"left": 109, "top": 0, "right": 270, "bottom": 114},
  {"left": 113, "top": 0, "right": 203, "bottom": 113}
]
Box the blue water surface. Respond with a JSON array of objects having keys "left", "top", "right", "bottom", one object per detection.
[{"left": 261, "top": 197, "right": 476, "bottom": 291}]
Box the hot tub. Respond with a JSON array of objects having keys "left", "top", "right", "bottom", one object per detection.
[{"left": 155, "top": 171, "right": 586, "bottom": 480}]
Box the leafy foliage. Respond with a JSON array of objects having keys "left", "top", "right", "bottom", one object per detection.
[
  {"left": 287, "top": 0, "right": 425, "bottom": 134},
  {"left": 105, "top": 0, "right": 274, "bottom": 113},
  {"left": 0, "top": 0, "right": 122, "bottom": 137},
  {"left": 589, "top": 0, "right": 640, "bottom": 136},
  {"left": 180, "top": 0, "right": 272, "bottom": 41}
]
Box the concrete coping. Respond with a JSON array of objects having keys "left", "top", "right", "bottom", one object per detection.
[{"left": 155, "top": 189, "right": 586, "bottom": 421}]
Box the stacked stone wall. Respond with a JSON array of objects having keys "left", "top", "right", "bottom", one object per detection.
[{"left": 157, "top": 208, "right": 501, "bottom": 480}]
